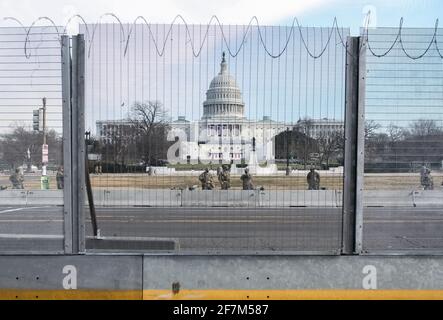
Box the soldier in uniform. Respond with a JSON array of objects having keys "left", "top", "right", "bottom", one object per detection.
[
  {"left": 9, "top": 168, "right": 24, "bottom": 189},
  {"left": 420, "top": 165, "right": 434, "bottom": 190},
  {"left": 199, "top": 168, "right": 215, "bottom": 190},
  {"left": 56, "top": 166, "right": 64, "bottom": 190},
  {"left": 240, "top": 168, "right": 254, "bottom": 190},
  {"left": 307, "top": 168, "right": 320, "bottom": 190},
  {"left": 217, "top": 166, "right": 223, "bottom": 186},
  {"left": 219, "top": 165, "right": 231, "bottom": 190}
]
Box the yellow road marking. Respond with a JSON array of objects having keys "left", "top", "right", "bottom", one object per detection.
[
  {"left": 143, "top": 289, "right": 443, "bottom": 300},
  {"left": 1, "top": 289, "right": 443, "bottom": 300},
  {"left": 0, "top": 289, "right": 140, "bottom": 300}
]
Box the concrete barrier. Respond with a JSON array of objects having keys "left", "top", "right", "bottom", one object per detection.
[
  {"left": 92, "top": 188, "right": 343, "bottom": 207},
  {"left": 0, "top": 190, "right": 28, "bottom": 206},
  {"left": 258, "top": 190, "right": 339, "bottom": 207},
  {"left": 86, "top": 236, "right": 180, "bottom": 252},
  {"left": 26, "top": 190, "right": 63, "bottom": 206},
  {"left": 335, "top": 190, "right": 343, "bottom": 207},
  {"left": 181, "top": 190, "right": 257, "bottom": 207},
  {"left": 411, "top": 190, "right": 443, "bottom": 207},
  {"left": 364, "top": 190, "right": 414, "bottom": 207},
  {"left": 6, "top": 188, "right": 440, "bottom": 208},
  {"left": 94, "top": 188, "right": 182, "bottom": 207},
  {"left": 0, "top": 190, "right": 63, "bottom": 206}
]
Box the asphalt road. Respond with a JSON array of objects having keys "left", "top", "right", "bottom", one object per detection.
[{"left": 0, "top": 205, "right": 442, "bottom": 253}]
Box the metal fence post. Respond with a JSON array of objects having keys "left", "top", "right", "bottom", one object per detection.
[
  {"left": 342, "top": 36, "right": 366, "bottom": 255},
  {"left": 342, "top": 37, "right": 359, "bottom": 254},
  {"left": 355, "top": 35, "right": 367, "bottom": 254},
  {"left": 76, "top": 34, "right": 86, "bottom": 252},
  {"left": 71, "top": 35, "right": 86, "bottom": 253},
  {"left": 61, "top": 35, "right": 73, "bottom": 254}
]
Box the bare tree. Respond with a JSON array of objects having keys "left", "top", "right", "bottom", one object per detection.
[
  {"left": 364, "top": 120, "right": 382, "bottom": 162},
  {"left": 365, "top": 119, "right": 443, "bottom": 171},
  {"left": 275, "top": 127, "right": 318, "bottom": 168},
  {"left": 364, "top": 120, "right": 381, "bottom": 140},
  {"left": 387, "top": 123, "right": 406, "bottom": 143},
  {"left": 317, "top": 131, "right": 344, "bottom": 168},
  {"left": 0, "top": 125, "right": 62, "bottom": 169},
  {"left": 410, "top": 119, "right": 441, "bottom": 137},
  {"left": 129, "top": 101, "right": 171, "bottom": 166},
  {"left": 294, "top": 118, "right": 315, "bottom": 168}
]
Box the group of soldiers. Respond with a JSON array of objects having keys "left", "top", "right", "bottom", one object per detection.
[
  {"left": 198, "top": 166, "right": 320, "bottom": 191},
  {"left": 198, "top": 165, "right": 440, "bottom": 191},
  {"left": 198, "top": 166, "right": 254, "bottom": 190},
  {"left": 2, "top": 165, "right": 441, "bottom": 191},
  {"left": 5, "top": 167, "right": 64, "bottom": 190}
]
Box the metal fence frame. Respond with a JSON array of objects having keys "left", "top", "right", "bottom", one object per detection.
[
  {"left": 62, "top": 35, "right": 86, "bottom": 254},
  {"left": 2, "top": 32, "right": 438, "bottom": 256},
  {"left": 56, "top": 34, "right": 362, "bottom": 256}
]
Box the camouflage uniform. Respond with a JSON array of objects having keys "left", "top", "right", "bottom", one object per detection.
[
  {"left": 420, "top": 166, "right": 434, "bottom": 190},
  {"left": 56, "top": 167, "right": 64, "bottom": 190},
  {"left": 307, "top": 169, "right": 320, "bottom": 190},
  {"left": 219, "top": 165, "right": 231, "bottom": 190},
  {"left": 9, "top": 169, "right": 24, "bottom": 189},
  {"left": 240, "top": 168, "right": 254, "bottom": 190},
  {"left": 217, "top": 166, "right": 223, "bottom": 186},
  {"left": 199, "top": 168, "right": 215, "bottom": 190}
]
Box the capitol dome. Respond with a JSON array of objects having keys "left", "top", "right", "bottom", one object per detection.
[{"left": 202, "top": 52, "right": 245, "bottom": 120}]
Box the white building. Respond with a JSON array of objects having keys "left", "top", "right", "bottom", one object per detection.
[
  {"left": 294, "top": 118, "right": 344, "bottom": 139},
  {"left": 96, "top": 53, "right": 345, "bottom": 165},
  {"left": 169, "top": 53, "right": 345, "bottom": 165},
  {"left": 96, "top": 120, "right": 134, "bottom": 144},
  {"left": 169, "top": 53, "right": 288, "bottom": 164}
]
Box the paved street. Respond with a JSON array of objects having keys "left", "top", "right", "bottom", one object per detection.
[{"left": 0, "top": 205, "right": 442, "bottom": 253}]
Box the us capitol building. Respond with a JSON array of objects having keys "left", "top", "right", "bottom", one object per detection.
[
  {"left": 168, "top": 53, "right": 343, "bottom": 166},
  {"left": 97, "top": 53, "right": 344, "bottom": 168}
]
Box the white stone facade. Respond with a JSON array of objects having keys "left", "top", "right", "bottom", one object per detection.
[
  {"left": 96, "top": 53, "right": 345, "bottom": 165},
  {"left": 169, "top": 53, "right": 288, "bottom": 164}
]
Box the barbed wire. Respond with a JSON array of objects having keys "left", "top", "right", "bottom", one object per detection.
[
  {"left": 364, "top": 17, "right": 442, "bottom": 59},
  {"left": 1, "top": 13, "right": 443, "bottom": 60}
]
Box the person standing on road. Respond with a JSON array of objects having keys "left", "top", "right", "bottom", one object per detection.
[
  {"left": 56, "top": 166, "right": 64, "bottom": 189},
  {"left": 219, "top": 165, "right": 231, "bottom": 190},
  {"left": 217, "top": 166, "right": 223, "bottom": 187},
  {"left": 420, "top": 165, "right": 434, "bottom": 190},
  {"left": 307, "top": 168, "right": 320, "bottom": 190},
  {"left": 240, "top": 168, "right": 254, "bottom": 190},
  {"left": 199, "top": 168, "right": 215, "bottom": 190},
  {"left": 9, "top": 168, "right": 24, "bottom": 189}
]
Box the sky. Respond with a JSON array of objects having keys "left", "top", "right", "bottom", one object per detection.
[
  {"left": 0, "top": 0, "right": 442, "bottom": 134},
  {"left": 0, "top": 0, "right": 442, "bottom": 32},
  {"left": 81, "top": 24, "right": 349, "bottom": 132}
]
